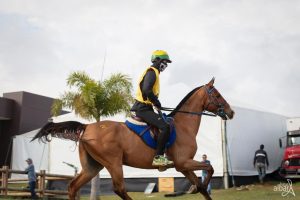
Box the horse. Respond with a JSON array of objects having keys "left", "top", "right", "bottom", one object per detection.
[{"left": 32, "top": 78, "right": 234, "bottom": 200}]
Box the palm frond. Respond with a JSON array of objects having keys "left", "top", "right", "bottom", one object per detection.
[
  {"left": 51, "top": 99, "right": 63, "bottom": 117},
  {"left": 103, "top": 73, "right": 132, "bottom": 94},
  {"left": 53, "top": 70, "right": 133, "bottom": 122},
  {"left": 67, "top": 71, "right": 92, "bottom": 88}
]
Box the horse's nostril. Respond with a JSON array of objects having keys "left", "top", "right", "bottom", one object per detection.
[{"left": 231, "top": 110, "right": 235, "bottom": 118}]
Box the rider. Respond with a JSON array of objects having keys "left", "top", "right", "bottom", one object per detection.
[{"left": 131, "top": 50, "right": 174, "bottom": 167}]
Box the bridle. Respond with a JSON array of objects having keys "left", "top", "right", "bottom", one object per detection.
[
  {"left": 204, "top": 85, "right": 227, "bottom": 119},
  {"left": 160, "top": 85, "right": 228, "bottom": 118},
  {"left": 160, "top": 86, "right": 218, "bottom": 117}
]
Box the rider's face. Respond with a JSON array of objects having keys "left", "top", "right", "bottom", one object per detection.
[{"left": 159, "top": 60, "right": 168, "bottom": 72}]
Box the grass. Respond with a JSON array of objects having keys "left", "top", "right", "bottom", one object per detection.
[
  {"left": 1, "top": 182, "right": 299, "bottom": 200},
  {"left": 85, "top": 183, "right": 299, "bottom": 200}
]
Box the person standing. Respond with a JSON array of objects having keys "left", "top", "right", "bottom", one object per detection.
[
  {"left": 131, "top": 50, "right": 173, "bottom": 167},
  {"left": 253, "top": 144, "right": 269, "bottom": 183},
  {"left": 201, "top": 154, "right": 212, "bottom": 195},
  {"left": 25, "top": 158, "right": 37, "bottom": 199}
]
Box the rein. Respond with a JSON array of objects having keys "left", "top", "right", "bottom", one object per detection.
[
  {"left": 159, "top": 83, "right": 228, "bottom": 118},
  {"left": 161, "top": 107, "right": 217, "bottom": 117}
]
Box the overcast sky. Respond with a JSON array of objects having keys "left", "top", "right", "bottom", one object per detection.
[{"left": 1, "top": 0, "right": 300, "bottom": 117}]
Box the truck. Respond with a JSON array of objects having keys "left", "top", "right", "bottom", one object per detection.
[{"left": 279, "top": 117, "right": 300, "bottom": 178}]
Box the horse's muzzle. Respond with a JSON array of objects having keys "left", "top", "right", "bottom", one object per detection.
[{"left": 226, "top": 109, "right": 235, "bottom": 120}]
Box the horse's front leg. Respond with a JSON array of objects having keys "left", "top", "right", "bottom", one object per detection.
[
  {"left": 178, "top": 159, "right": 214, "bottom": 187},
  {"left": 176, "top": 159, "right": 213, "bottom": 200},
  {"left": 181, "top": 170, "right": 201, "bottom": 193}
]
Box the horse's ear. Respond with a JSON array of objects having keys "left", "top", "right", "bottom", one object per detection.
[{"left": 208, "top": 77, "right": 215, "bottom": 86}]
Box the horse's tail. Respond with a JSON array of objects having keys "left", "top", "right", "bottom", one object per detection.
[{"left": 31, "top": 121, "right": 86, "bottom": 143}]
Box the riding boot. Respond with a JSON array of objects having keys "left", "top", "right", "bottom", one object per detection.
[
  {"left": 152, "top": 127, "right": 173, "bottom": 166},
  {"left": 156, "top": 127, "right": 170, "bottom": 155}
]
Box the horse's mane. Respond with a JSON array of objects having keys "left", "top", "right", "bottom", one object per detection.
[{"left": 168, "top": 86, "right": 203, "bottom": 117}]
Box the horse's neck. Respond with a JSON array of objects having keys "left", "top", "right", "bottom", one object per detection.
[{"left": 174, "top": 88, "right": 206, "bottom": 137}]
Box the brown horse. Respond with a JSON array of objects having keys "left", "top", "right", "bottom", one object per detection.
[{"left": 32, "top": 78, "right": 234, "bottom": 200}]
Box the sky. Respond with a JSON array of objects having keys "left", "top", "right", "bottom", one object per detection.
[{"left": 0, "top": 0, "right": 300, "bottom": 117}]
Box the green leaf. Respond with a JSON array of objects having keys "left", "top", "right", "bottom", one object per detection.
[{"left": 52, "top": 71, "right": 133, "bottom": 121}]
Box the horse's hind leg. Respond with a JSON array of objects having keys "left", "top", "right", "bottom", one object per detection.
[
  {"left": 68, "top": 142, "right": 103, "bottom": 200},
  {"left": 107, "top": 165, "right": 132, "bottom": 200}
]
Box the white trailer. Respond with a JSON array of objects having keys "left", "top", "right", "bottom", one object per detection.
[{"left": 286, "top": 117, "right": 300, "bottom": 131}]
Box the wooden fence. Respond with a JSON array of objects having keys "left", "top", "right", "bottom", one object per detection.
[{"left": 0, "top": 165, "right": 78, "bottom": 198}]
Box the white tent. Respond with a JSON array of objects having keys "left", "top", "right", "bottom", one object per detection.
[
  {"left": 12, "top": 106, "right": 287, "bottom": 179},
  {"left": 226, "top": 106, "right": 287, "bottom": 175},
  {"left": 12, "top": 129, "right": 49, "bottom": 178}
]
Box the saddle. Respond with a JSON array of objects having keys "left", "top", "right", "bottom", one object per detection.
[
  {"left": 128, "top": 113, "right": 160, "bottom": 140},
  {"left": 125, "top": 112, "right": 176, "bottom": 149}
]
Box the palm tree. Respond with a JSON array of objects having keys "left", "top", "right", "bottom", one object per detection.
[{"left": 51, "top": 71, "right": 133, "bottom": 200}]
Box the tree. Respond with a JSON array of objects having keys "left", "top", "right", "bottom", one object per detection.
[{"left": 51, "top": 71, "right": 133, "bottom": 200}]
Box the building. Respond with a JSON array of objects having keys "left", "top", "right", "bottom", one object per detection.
[{"left": 0, "top": 91, "right": 57, "bottom": 166}]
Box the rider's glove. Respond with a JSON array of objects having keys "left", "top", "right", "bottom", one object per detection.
[{"left": 153, "top": 100, "right": 161, "bottom": 109}]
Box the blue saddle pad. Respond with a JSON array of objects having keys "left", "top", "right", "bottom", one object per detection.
[{"left": 125, "top": 119, "right": 176, "bottom": 149}]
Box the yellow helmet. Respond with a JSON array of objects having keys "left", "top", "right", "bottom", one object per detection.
[{"left": 151, "top": 50, "right": 172, "bottom": 63}]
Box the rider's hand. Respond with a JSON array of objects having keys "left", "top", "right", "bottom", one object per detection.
[{"left": 154, "top": 100, "right": 161, "bottom": 109}]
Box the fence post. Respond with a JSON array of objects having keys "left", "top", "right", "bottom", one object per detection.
[
  {"left": 1, "top": 166, "right": 9, "bottom": 195},
  {"left": 39, "top": 170, "right": 46, "bottom": 198}
]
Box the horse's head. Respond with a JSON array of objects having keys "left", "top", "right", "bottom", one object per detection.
[{"left": 203, "top": 78, "right": 234, "bottom": 120}]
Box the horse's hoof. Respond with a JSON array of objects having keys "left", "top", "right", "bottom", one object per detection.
[
  {"left": 186, "top": 185, "right": 198, "bottom": 194},
  {"left": 197, "top": 186, "right": 212, "bottom": 200}
]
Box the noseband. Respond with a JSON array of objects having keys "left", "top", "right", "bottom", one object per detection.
[{"left": 204, "top": 86, "right": 226, "bottom": 118}]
